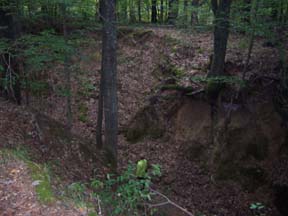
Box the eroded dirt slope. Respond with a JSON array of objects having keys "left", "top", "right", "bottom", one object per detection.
[{"left": 1, "top": 28, "right": 287, "bottom": 215}]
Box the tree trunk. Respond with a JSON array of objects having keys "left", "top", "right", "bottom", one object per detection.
[
  {"left": 101, "top": 0, "right": 118, "bottom": 170},
  {"left": 208, "top": 0, "right": 232, "bottom": 166},
  {"left": 168, "top": 0, "right": 178, "bottom": 24},
  {"left": 160, "top": 0, "right": 164, "bottom": 22},
  {"left": 209, "top": 0, "right": 232, "bottom": 77},
  {"left": 61, "top": 3, "right": 72, "bottom": 131},
  {"left": 242, "top": 0, "right": 260, "bottom": 80},
  {"left": 0, "top": 3, "right": 22, "bottom": 104},
  {"left": 191, "top": 0, "right": 199, "bottom": 25},
  {"left": 151, "top": 0, "right": 157, "bottom": 23},
  {"left": 138, "top": 0, "right": 142, "bottom": 22},
  {"left": 96, "top": 69, "right": 104, "bottom": 149},
  {"left": 183, "top": 0, "right": 188, "bottom": 24}
]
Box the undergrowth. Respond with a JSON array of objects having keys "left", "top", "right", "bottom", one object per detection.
[
  {"left": 1, "top": 147, "right": 163, "bottom": 215},
  {"left": 0, "top": 147, "right": 55, "bottom": 204}
]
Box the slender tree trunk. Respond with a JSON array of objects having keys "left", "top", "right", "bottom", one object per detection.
[
  {"left": 166, "top": 0, "right": 169, "bottom": 21},
  {"left": 160, "top": 0, "right": 164, "bottom": 22},
  {"left": 151, "top": 0, "right": 157, "bottom": 23},
  {"left": 101, "top": 0, "right": 118, "bottom": 170},
  {"left": 96, "top": 69, "right": 104, "bottom": 148},
  {"left": 138, "top": 0, "right": 142, "bottom": 22},
  {"left": 96, "top": 0, "right": 105, "bottom": 148},
  {"left": 286, "top": 1, "right": 288, "bottom": 24},
  {"left": 242, "top": 0, "right": 260, "bottom": 80},
  {"left": 183, "top": 0, "right": 188, "bottom": 24},
  {"left": 0, "top": 3, "right": 22, "bottom": 104},
  {"left": 61, "top": 3, "right": 72, "bottom": 131},
  {"left": 99, "top": 0, "right": 104, "bottom": 22},
  {"left": 208, "top": 0, "right": 232, "bottom": 167},
  {"left": 191, "top": 0, "right": 199, "bottom": 25}
]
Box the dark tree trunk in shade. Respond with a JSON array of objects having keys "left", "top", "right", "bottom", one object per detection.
[
  {"left": 183, "top": 0, "right": 188, "bottom": 24},
  {"left": 96, "top": 69, "right": 104, "bottom": 149},
  {"left": 95, "top": 0, "right": 100, "bottom": 22},
  {"left": 209, "top": 0, "right": 232, "bottom": 78},
  {"left": 0, "top": 3, "right": 22, "bottom": 104},
  {"left": 96, "top": 0, "right": 105, "bottom": 148},
  {"left": 191, "top": 0, "right": 199, "bottom": 25},
  {"left": 151, "top": 0, "right": 157, "bottom": 23},
  {"left": 160, "top": 0, "right": 164, "bottom": 22},
  {"left": 207, "top": 0, "right": 232, "bottom": 165},
  {"left": 100, "top": 0, "right": 118, "bottom": 169},
  {"left": 61, "top": 3, "right": 72, "bottom": 131},
  {"left": 138, "top": 0, "right": 142, "bottom": 22}
]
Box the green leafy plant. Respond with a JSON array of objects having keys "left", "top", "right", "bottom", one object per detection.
[
  {"left": 67, "top": 182, "right": 87, "bottom": 203},
  {"left": 78, "top": 103, "right": 89, "bottom": 123},
  {"left": 250, "top": 202, "right": 266, "bottom": 216},
  {"left": 250, "top": 202, "right": 265, "bottom": 210},
  {"left": 91, "top": 163, "right": 161, "bottom": 216},
  {"left": 77, "top": 77, "right": 96, "bottom": 98}
]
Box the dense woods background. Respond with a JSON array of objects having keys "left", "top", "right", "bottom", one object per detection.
[{"left": 1, "top": 0, "right": 288, "bottom": 215}]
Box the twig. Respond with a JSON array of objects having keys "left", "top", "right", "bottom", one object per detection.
[
  {"left": 148, "top": 188, "right": 194, "bottom": 216},
  {"left": 146, "top": 201, "right": 169, "bottom": 208},
  {"left": 97, "top": 195, "right": 103, "bottom": 216}
]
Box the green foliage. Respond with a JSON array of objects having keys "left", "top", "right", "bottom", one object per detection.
[
  {"left": 0, "top": 39, "right": 10, "bottom": 54},
  {"left": 250, "top": 202, "right": 266, "bottom": 216},
  {"left": 10, "top": 146, "right": 31, "bottom": 161},
  {"left": 78, "top": 103, "right": 89, "bottom": 123},
  {"left": 19, "top": 30, "right": 73, "bottom": 70},
  {"left": 0, "top": 147, "right": 30, "bottom": 164},
  {"left": 191, "top": 75, "right": 246, "bottom": 87},
  {"left": 67, "top": 182, "right": 87, "bottom": 203},
  {"left": 77, "top": 77, "right": 96, "bottom": 98},
  {"left": 91, "top": 163, "right": 161, "bottom": 215},
  {"left": 250, "top": 202, "right": 265, "bottom": 210},
  {"left": 28, "top": 162, "right": 55, "bottom": 204}
]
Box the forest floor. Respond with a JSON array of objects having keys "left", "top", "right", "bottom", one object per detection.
[
  {"left": 0, "top": 149, "right": 85, "bottom": 216},
  {"left": 0, "top": 27, "right": 287, "bottom": 215}
]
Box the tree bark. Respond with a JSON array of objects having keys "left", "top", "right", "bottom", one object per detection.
[
  {"left": 209, "top": 0, "right": 232, "bottom": 77},
  {"left": 191, "top": 0, "right": 199, "bottom": 25},
  {"left": 183, "top": 0, "right": 188, "bottom": 24},
  {"left": 242, "top": 0, "right": 260, "bottom": 80},
  {"left": 61, "top": 3, "right": 72, "bottom": 131},
  {"left": 151, "top": 0, "right": 158, "bottom": 23},
  {"left": 138, "top": 0, "right": 142, "bottom": 22},
  {"left": 101, "top": 0, "right": 118, "bottom": 170},
  {"left": 160, "top": 0, "right": 164, "bottom": 23},
  {"left": 96, "top": 69, "right": 104, "bottom": 149},
  {"left": 208, "top": 0, "right": 232, "bottom": 166},
  {"left": 0, "top": 3, "right": 22, "bottom": 104}
]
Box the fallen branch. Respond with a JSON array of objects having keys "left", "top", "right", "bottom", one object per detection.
[{"left": 147, "top": 188, "right": 194, "bottom": 216}]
